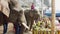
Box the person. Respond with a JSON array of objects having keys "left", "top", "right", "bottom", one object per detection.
[
  {"left": 55, "top": 19, "right": 59, "bottom": 25},
  {"left": 31, "top": 3, "right": 35, "bottom": 10},
  {"left": 58, "top": 17, "right": 60, "bottom": 23}
]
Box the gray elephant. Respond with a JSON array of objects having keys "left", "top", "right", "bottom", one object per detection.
[
  {"left": 8, "top": 0, "right": 27, "bottom": 34},
  {"left": 0, "top": 0, "right": 10, "bottom": 34},
  {"left": 0, "top": 0, "right": 27, "bottom": 34},
  {"left": 24, "top": 9, "right": 40, "bottom": 31}
]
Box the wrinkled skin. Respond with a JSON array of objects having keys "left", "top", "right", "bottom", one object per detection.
[
  {"left": 9, "top": 0, "right": 26, "bottom": 34},
  {"left": 0, "top": 0, "right": 9, "bottom": 34},
  {"left": 0, "top": 11, "right": 9, "bottom": 26},
  {"left": 24, "top": 9, "right": 40, "bottom": 31},
  {"left": 0, "top": 0, "right": 26, "bottom": 34},
  {"left": 0, "top": 0, "right": 39, "bottom": 34}
]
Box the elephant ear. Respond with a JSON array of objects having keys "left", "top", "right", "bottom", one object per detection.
[
  {"left": 0, "top": 3, "right": 3, "bottom": 12},
  {"left": 8, "top": 0, "right": 16, "bottom": 9}
]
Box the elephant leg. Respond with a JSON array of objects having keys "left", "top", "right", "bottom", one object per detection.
[
  {"left": 2, "top": 11, "right": 9, "bottom": 34},
  {"left": 19, "top": 24, "right": 25, "bottom": 34},
  {"left": 3, "top": 23, "right": 8, "bottom": 34},
  {"left": 14, "top": 23, "right": 20, "bottom": 34},
  {"left": 14, "top": 21, "right": 25, "bottom": 34}
]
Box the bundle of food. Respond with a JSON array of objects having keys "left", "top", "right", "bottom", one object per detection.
[
  {"left": 32, "top": 21, "right": 51, "bottom": 34},
  {"left": 32, "top": 18, "right": 51, "bottom": 34}
]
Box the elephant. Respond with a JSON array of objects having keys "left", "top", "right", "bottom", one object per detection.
[
  {"left": 24, "top": 9, "right": 40, "bottom": 31},
  {"left": 0, "top": 0, "right": 27, "bottom": 34}
]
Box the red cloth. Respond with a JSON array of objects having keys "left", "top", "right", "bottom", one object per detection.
[
  {"left": 31, "top": 3, "right": 35, "bottom": 10},
  {"left": 13, "top": 28, "right": 16, "bottom": 32}
]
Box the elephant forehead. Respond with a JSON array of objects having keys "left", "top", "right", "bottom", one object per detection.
[
  {"left": 31, "top": 10, "right": 38, "bottom": 14},
  {"left": 1, "top": 0, "right": 8, "bottom": 8}
]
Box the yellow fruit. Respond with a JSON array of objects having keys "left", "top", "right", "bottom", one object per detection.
[{"left": 37, "top": 21, "right": 41, "bottom": 26}]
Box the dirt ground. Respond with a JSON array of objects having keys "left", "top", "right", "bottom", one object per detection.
[{"left": 0, "top": 23, "right": 32, "bottom": 34}]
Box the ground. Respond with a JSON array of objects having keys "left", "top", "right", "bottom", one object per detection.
[{"left": 0, "top": 23, "right": 32, "bottom": 34}]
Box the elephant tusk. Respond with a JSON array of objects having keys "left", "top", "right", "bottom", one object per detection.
[{"left": 22, "top": 23, "right": 29, "bottom": 30}]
